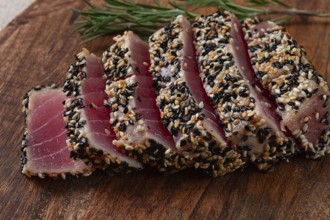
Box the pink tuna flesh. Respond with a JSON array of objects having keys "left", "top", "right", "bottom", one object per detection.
[
  {"left": 128, "top": 32, "right": 177, "bottom": 149},
  {"left": 193, "top": 12, "right": 295, "bottom": 170},
  {"left": 77, "top": 54, "right": 142, "bottom": 167},
  {"left": 181, "top": 16, "right": 227, "bottom": 142},
  {"left": 103, "top": 32, "right": 182, "bottom": 171},
  {"left": 243, "top": 19, "right": 330, "bottom": 157},
  {"left": 108, "top": 32, "right": 176, "bottom": 151},
  {"left": 230, "top": 15, "right": 286, "bottom": 136},
  {"left": 149, "top": 15, "right": 244, "bottom": 176},
  {"left": 21, "top": 87, "right": 92, "bottom": 177}
]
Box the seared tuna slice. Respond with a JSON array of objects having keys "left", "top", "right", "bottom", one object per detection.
[
  {"left": 193, "top": 12, "right": 294, "bottom": 170},
  {"left": 21, "top": 85, "right": 93, "bottom": 178},
  {"left": 243, "top": 19, "right": 330, "bottom": 158},
  {"left": 103, "top": 32, "right": 188, "bottom": 172},
  {"left": 63, "top": 49, "right": 142, "bottom": 174},
  {"left": 149, "top": 15, "right": 244, "bottom": 177}
]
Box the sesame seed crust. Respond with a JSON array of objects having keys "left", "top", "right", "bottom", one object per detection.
[
  {"left": 21, "top": 84, "right": 94, "bottom": 179},
  {"left": 243, "top": 19, "right": 330, "bottom": 158},
  {"left": 149, "top": 16, "right": 244, "bottom": 177},
  {"left": 193, "top": 12, "right": 294, "bottom": 170},
  {"left": 106, "top": 76, "right": 190, "bottom": 172},
  {"left": 103, "top": 32, "right": 189, "bottom": 172},
  {"left": 63, "top": 49, "right": 141, "bottom": 174}
]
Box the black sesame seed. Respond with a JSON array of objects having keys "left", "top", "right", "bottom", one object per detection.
[
  {"left": 321, "top": 112, "right": 329, "bottom": 125},
  {"left": 180, "top": 139, "right": 187, "bottom": 147},
  {"left": 209, "top": 143, "right": 221, "bottom": 155},
  {"left": 272, "top": 61, "right": 283, "bottom": 68},
  {"left": 112, "top": 119, "right": 118, "bottom": 126},
  {"left": 70, "top": 151, "right": 78, "bottom": 159},
  {"left": 136, "top": 113, "right": 142, "bottom": 120},
  {"left": 239, "top": 90, "right": 249, "bottom": 98},
  {"left": 224, "top": 105, "right": 232, "bottom": 113},
  {"left": 79, "top": 137, "right": 88, "bottom": 147},
  {"left": 171, "top": 127, "right": 179, "bottom": 136},
  {"left": 119, "top": 123, "right": 127, "bottom": 132},
  {"left": 257, "top": 128, "right": 268, "bottom": 144},
  {"left": 278, "top": 103, "right": 285, "bottom": 111},
  {"left": 233, "top": 106, "right": 241, "bottom": 112},
  {"left": 135, "top": 67, "right": 141, "bottom": 73},
  {"left": 97, "top": 150, "right": 104, "bottom": 157},
  {"left": 192, "top": 129, "right": 201, "bottom": 136},
  {"left": 20, "top": 156, "right": 27, "bottom": 164}
]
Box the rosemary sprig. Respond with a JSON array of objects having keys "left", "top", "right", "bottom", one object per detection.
[{"left": 74, "top": 0, "right": 330, "bottom": 43}]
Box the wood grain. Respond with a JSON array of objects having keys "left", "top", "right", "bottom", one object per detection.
[{"left": 0, "top": 0, "right": 329, "bottom": 219}]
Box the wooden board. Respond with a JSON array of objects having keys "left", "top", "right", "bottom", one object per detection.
[{"left": 0, "top": 0, "right": 329, "bottom": 219}]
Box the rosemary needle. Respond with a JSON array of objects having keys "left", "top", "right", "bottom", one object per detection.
[{"left": 73, "top": 0, "right": 330, "bottom": 43}]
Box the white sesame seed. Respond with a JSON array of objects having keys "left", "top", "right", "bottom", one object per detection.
[
  {"left": 125, "top": 145, "right": 134, "bottom": 151},
  {"left": 316, "top": 112, "right": 320, "bottom": 120}
]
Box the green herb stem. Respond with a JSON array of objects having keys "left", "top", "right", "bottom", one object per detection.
[{"left": 74, "top": 0, "right": 330, "bottom": 43}]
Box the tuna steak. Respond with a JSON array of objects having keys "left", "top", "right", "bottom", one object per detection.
[
  {"left": 103, "top": 31, "right": 188, "bottom": 172},
  {"left": 63, "top": 49, "right": 142, "bottom": 174},
  {"left": 193, "top": 12, "right": 294, "bottom": 170},
  {"left": 149, "top": 15, "right": 244, "bottom": 177},
  {"left": 242, "top": 19, "right": 330, "bottom": 158},
  {"left": 21, "top": 85, "right": 93, "bottom": 178}
]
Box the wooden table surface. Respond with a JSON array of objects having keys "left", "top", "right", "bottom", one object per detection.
[{"left": 0, "top": 0, "right": 329, "bottom": 219}]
